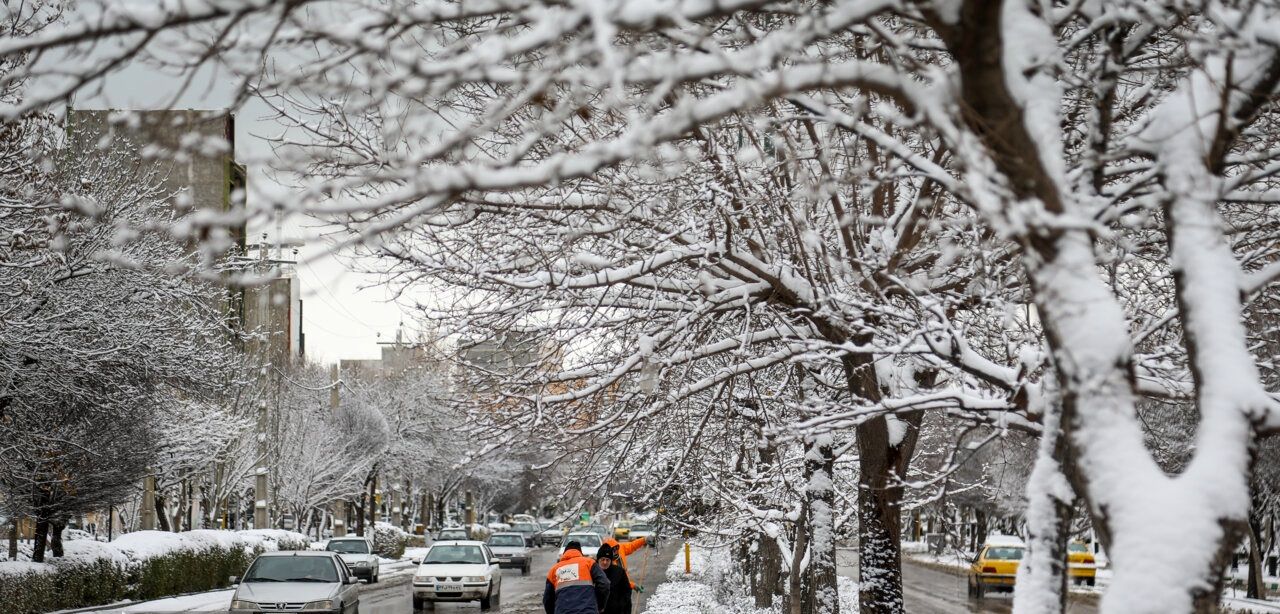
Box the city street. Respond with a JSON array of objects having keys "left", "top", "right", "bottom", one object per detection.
[
  {"left": 836, "top": 549, "right": 1099, "bottom": 614},
  {"left": 361, "top": 543, "right": 678, "bottom": 614}
]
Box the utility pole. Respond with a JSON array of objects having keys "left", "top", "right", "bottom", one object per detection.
[
  {"left": 330, "top": 364, "right": 347, "bottom": 537},
  {"left": 254, "top": 398, "right": 269, "bottom": 529}
]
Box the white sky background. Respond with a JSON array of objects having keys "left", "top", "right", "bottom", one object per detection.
[{"left": 71, "top": 56, "right": 415, "bottom": 365}]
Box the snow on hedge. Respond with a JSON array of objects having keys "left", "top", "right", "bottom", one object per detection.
[{"left": 0, "top": 528, "right": 310, "bottom": 577}]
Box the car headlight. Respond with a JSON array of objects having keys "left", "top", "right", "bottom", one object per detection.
[
  {"left": 355, "top": 560, "right": 370, "bottom": 566},
  {"left": 464, "top": 576, "right": 487, "bottom": 583},
  {"left": 301, "top": 600, "right": 334, "bottom": 610},
  {"left": 229, "top": 600, "right": 258, "bottom": 610}
]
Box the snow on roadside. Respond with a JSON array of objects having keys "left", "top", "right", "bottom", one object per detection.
[
  {"left": 641, "top": 544, "right": 857, "bottom": 614},
  {"left": 0, "top": 528, "right": 311, "bottom": 578}
]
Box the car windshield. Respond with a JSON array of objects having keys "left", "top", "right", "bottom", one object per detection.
[
  {"left": 1068, "top": 543, "right": 1088, "bottom": 553},
  {"left": 564, "top": 534, "right": 602, "bottom": 548},
  {"left": 985, "top": 547, "right": 1024, "bottom": 561},
  {"left": 439, "top": 530, "right": 467, "bottom": 539},
  {"left": 631, "top": 524, "right": 653, "bottom": 532},
  {"left": 513, "top": 523, "right": 537, "bottom": 532},
  {"left": 490, "top": 535, "right": 524, "bottom": 547},
  {"left": 423, "top": 545, "right": 485, "bottom": 565},
  {"left": 244, "top": 556, "right": 339, "bottom": 583},
  {"left": 326, "top": 540, "right": 369, "bottom": 554}
]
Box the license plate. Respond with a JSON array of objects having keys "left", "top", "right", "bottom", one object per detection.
[{"left": 436, "top": 582, "right": 464, "bottom": 592}]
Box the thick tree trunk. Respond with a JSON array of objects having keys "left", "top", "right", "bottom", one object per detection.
[
  {"left": 845, "top": 352, "right": 927, "bottom": 614},
  {"left": 753, "top": 533, "right": 784, "bottom": 608},
  {"left": 49, "top": 519, "right": 65, "bottom": 558},
  {"left": 1012, "top": 403, "right": 1073, "bottom": 614},
  {"left": 787, "top": 511, "right": 809, "bottom": 614},
  {"left": 154, "top": 494, "right": 170, "bottom": 532},
  {"left": 355, "top": 494, "right": 366, "bottom": 537},
  {"left": 800, "top": 437, "right": 840, "bottom": 614},
  {"left": 7, "top": 517, "right": 17, "bottom": 560},
  {"left": 31, "top": 516, "right": 49, "bottom": 563},
  {"left": 368, "top": 473, "right": 378, "bottom": 530},
  {"left": 1248, "top": 514, "right": 1267, "bottom": 600}
]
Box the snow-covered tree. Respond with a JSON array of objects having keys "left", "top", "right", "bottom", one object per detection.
[{"left": 4, "top": 2, "right": 1280, "bottom": 613}]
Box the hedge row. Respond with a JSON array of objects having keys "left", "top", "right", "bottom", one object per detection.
[{"left": 0, "top": 535, "right": 306, "bottom": 614}]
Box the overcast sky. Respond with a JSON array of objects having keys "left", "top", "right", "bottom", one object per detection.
[{"left": 76, "top": 57, "right": 415, "bottom": 366}]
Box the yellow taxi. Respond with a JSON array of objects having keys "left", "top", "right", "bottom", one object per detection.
[
  {"left": 968, "top": 535, "right": 1025, "bottom": 598},
  {"left": 1067, "top": 541, "right": 1097, "bottom": 586},
  {"left": 613, "top": 520, "right": 633, "bottom": 541}
]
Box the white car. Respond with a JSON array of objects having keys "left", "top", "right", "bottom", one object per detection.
[
  {"left": 325, "top": 536, "right": 380, "bottom": 583},
  {"left": 412, "top": 540, "right": 503, "bottom": 611},
  {"left": 230, "top": 551, "right": 360, "bottom": 614},
  {"left": 627, "top": 522, "right": 659, "bottom": 547},
  {"left": 559, "top": 532, "right": 603, "bottom": 559}
]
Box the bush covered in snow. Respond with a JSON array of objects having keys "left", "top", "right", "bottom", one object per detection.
[
  {"left": 371, "top": 522, "right": 407, "bottom": 559},
  {"left": 0, "top": 528, "right": 310, "bottom": 614}
]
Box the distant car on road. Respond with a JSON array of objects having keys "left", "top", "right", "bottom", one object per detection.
[
  {"left": 612, "top": 520, "right": 633, "bottom": 541},
  {"left": 627, "top": 522, "right": 659, "bottom": 546},
  {"left": 968, "top": 535, "right": 1024, "bottom": 598},
  {"left": 325, "top": 536, "right": 380, "bottom": 583},
  {"left": 437, "top": 527, "right": 469, "bottom": 541},
  {"left": 487, "top": 532, "right": 532, "bottom": 575},
  {"left": 560, "top": 532, "right": 603, "bottom": 559},
  {"left": 412, "top": 540, "right": 503, "bottom": 611},
  {"left": 510, "top": 522, "right": 540, "bottom": 547},
  {"left": 579, "top": 524, "right": 611, "bottom": 540},
  {"left": 229, "top": 550, "right": 360, "bottom": 614},
  {"left": 537, "top": 522, "right": 566, "bottom": 547}
]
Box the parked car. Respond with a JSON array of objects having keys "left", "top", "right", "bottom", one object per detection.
[
  {"left": 537, "top": 523, "right": 566, "bottom": 547},
  {"left": 1067, "top": 541, "right": 1097, "bottom": 586},
  {"left": 229, "top": 551, "right": 360, "bottom": 614},
  {"left": 487, "top": 532, "right": 532, "bottom": 575},
  {"left": 510, "top": 522, "right": 541, "bottom": 547},
  {"left": 412, "top": 541, "right": 503, "bottom": 611},
  {"left": 325, "top": 536, "right": 380, "bottom": 583},
  {"left": 968, "top": 535, "right": 1025, "bottom": 598},
  {"left": 559, "top": 532, "right": 603, "bottom": 559},
  {"left": 628, "top": 522, "right": 659, "bottom": 546},
  {"left": 437, "top": 527, "right": 469, "bottom": 541}
]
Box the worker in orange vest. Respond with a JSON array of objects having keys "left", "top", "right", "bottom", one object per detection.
[
  {"left": 543, "top": 540, "right": 610, "bottom": 614},
  {"left": 601, "top": 536, "right": 646, "bottom": 588}
]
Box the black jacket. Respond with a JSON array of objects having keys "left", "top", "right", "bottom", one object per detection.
[{"left": 601, "top": 563, "right": 633, "bottom": 614}]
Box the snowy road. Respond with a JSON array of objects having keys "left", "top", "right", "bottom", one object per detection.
[
  {"left": 836, "top": 548, "right": 1099, "bottom": 613},
  {"left": 69, "top": 541, "right": 679, "bottom": 614},
  {"left": 359, "top": 542, "right": 678, "bottom": 613}
]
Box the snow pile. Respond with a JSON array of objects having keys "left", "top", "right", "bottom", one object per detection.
[{"left": 644, "top": 544, "right": 857, "bottom": 614}]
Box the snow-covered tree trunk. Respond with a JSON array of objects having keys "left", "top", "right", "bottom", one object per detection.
[
  {"left": 800, "top": 436, "right": 839, "bottom": 614},
  {"left": 1012, "top": 400, "right": 1073, "bottom": 614}
]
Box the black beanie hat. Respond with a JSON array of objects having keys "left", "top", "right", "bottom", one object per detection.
[
  {"left": 565, "top": 540, "right": 583, "bottom": 552},
  {"left": 597, "top": 544, "right": 617, "bottom": 560}
]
